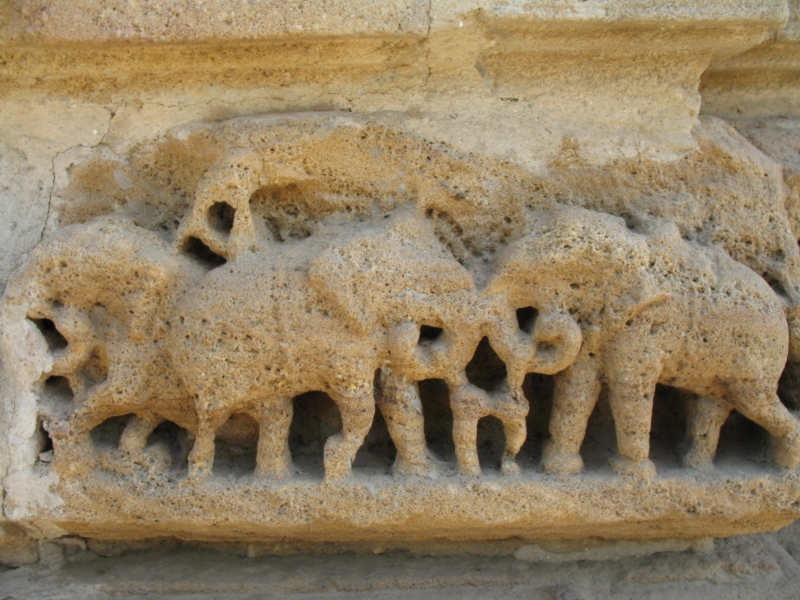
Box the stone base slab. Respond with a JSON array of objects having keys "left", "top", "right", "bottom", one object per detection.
[{"left": 20, "top": 467, "right": 800, "bottom": 543}]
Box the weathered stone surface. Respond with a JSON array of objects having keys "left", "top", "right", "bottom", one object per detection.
[
  {"left": 1, "top": 0, "right": 788, "bottom": 44},
  {"left": 2, "top": 528, "right": 800, "bottom": 599},
  {"left": 2, "top": 114, "right": 800, "bottom": 547},
  {"left": 702, "top": 0, "right": 800, "bottom": 117},
  {"left": 2, "top": 2, "right": 800, "bottom": 594}
]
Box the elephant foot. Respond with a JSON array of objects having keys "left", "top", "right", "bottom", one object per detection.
[
  {"left": 50, "top": 438, "right": 95, "bottom": 477},
  {"left": 393, "top": 455, "right": 436, "bottom": 478},
  {"left": 540, "top": 440, "right": 583, "bottom": 475},
  {"left": 51, "top": 452, "right": 94, "bottom": 477},
  {"left": 501, "top": 456, "right": 521, "bottom": 476},
  {"left": 454, "top": 446, "right": 481, "bottom": 476},
  {"left": 187, "top": 461, "right": 213, "bottom": 481},
  {"left": 323, "top": 434, "right": 353, "bottom": 482},
  {"left": 772, "top": 430, "right": 800, "bottom": 469},
  {"left": 609, "top": 456, "right": 657, "bottom": 480},
  {"left": 254, "top": 460, "right": 293, "bottom": 480},
  {"left": 681, "top": 447, "right": 715, "bottom": 472}
]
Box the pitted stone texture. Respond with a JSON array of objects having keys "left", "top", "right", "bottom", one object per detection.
[
  {"left": 2, "top": 113, "right": 800, "bottom": 546},
  {"left": 525, "top": 116, "right": 800, "bottom": 360},
  {"left": 490, "top": 205, "right": 795, "bottom": 477},
  {"left": 732, "top": 118, "right": 800, "bottom": 242}
]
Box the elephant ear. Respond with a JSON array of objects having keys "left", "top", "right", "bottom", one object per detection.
[
  {"left": 615, "top": 272, "right": 670, "bottom": 321},
  {"left": 308, "top": 245, "right": 379, "bottom": 333},
  {"left": 309, "top": 215, "right": 475, "bottom": 332}
]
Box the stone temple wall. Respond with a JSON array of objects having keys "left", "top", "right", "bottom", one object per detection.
[{"left": 3, "top": 1, "right": 800, "bottom": 597}]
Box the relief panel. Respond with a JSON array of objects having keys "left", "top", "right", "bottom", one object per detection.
[{"left": 2, "top": 113, "right": 800, "bottom": 543}]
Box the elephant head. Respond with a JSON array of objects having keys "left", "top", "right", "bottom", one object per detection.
[
  {"left": 487, "top": 205, "right": 667, "bottom": 331},
  {"left": 308, "top": 206, "right": 482, "bottom": 380},
  {"left": 474, "top": 294, "right": 582, "bottom": 391},
  {"left": 175, "top": 147, "right": 315, "bottom": 261}
]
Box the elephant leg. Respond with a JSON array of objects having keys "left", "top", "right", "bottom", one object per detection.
[
  {"left": 377, "top": 370, "right": 433, "bottom": 477},
  {"left": 449, "top": 383, "right": 489, "bottom": 477},
  {"left": 607, "top": 366, "right": 659, "bottom": 479},
  {"left": 683, "top": 396, "right": 731, "bottom": 470},
  {"left": 542, "top": 356, "right": 601, "bottom": 475},
  {"left": 494, "top": 388, "right": 528, "bottom": 476},
  {"left": 500, "top": 416, "right": 526, "bottom": 476},
  {"left": 728, "top": 383, "right": 800, "bottom": 469},
  {"left": 188, "top": 404, "right": 228, "bottom": 481},
  {"left": 50, "top": 406, "right": 112, "bottom": 477},
  {"left": 119, "top": 412, "right": 163, "bottom": 456},
  {"left": 48, "top": 379, "right": 129, "bottom": 477},
  {"left": 603, "top": 337, "right": 661, "bottom": 480},
  {"left": 324, "top": 388, "right": 375, "bottom": 482},
  {"left": 453, "top": 416, "right": 481, "bottom": 477},
  {"left": 252, "top": 397, "right": 293, "bottom": 479}
]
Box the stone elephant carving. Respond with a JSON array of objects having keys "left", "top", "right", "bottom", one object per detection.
[
  {"left": 170, "top": 207, "right": 481, "bottom": 480},
  {"left": 487, "top": 205, "right": 800, "bottom": 478},
  {"left": 385, "top": 293, "right": 581, "bottom": 476},
  {"left": 324, "top": 232, "right": 581, "bottom": 476},
  {"left": 3, "top": 216, "right": 205, "bottom": 475},
  {"left": 174, "top": 148, "right": 583, "bottom": 478}
]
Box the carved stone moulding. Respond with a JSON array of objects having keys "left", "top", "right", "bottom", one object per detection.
[{"left": 2, "top": 113, "right": 800, "bottom": 543}]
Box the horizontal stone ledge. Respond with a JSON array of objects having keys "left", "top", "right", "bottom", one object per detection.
[
  {"left": 10, "top": 468, "right": 800, "bottom": 543},
  {"left": 0, "top": 20, "right": 785, "bottom": 97},
  {"left": 0, "top": 0, "right": 788, "bottom": 46}
]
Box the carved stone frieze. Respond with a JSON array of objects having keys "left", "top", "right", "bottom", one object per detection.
[{"left": 2, "top": 113, "right": 800, "bottom": 543}]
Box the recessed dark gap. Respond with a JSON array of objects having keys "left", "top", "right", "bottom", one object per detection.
[
  {"left": 77, "top": 348, "right": 109, "bottom": 388},
  {"left": 516, "top": 306, "right": 538, "bottom": 334},
  {"left": 183, "top": 236, "right": 226, "bottom": 269},
  {"left": 37, "top": 418, "right": 54, "bottom": 459},
  {"left": 649, "top": 384, "right": 689, "bottom": 469},
  {"left": 778, "top": 362, "right": 800, "bottom": 410},
  {"left": 42, "top": 376, "right": 74, "bottom": 403},
  {"left": 763, "top": 273, "right": 789, "bottom": 300},
  {"left": 578, "top": 388, "right": 616, "bottom": 471},
  {"left": 208, "top": 201, "right": 236, "bottom": 236},
  {"left": 465, "top": 337, "right": 507, "bottom": 392},
  {"left": 91, "top": 414, "right": 134, "bottom": 450},
  {"left": 214, "top": 412, "right": 258, "bottom": 477},
  {"left": 147, "top": 420, "right": 192, "bottom": 471},
  {"left": 29, "top": 317, "right": 68, "bottom": 352},
  {"left": 418, "top": 378, "right": 454, "bottom": 461},
  {"left": 418, "top": 325, "right": 443, "bottom": 345},
  {"left": 288, "top": 391, "right": 341, "bottom": 478},
  {"left": 352, "top": 408, "right": 396, "bottom": 472},
  {"left": 518, "top": 373, "right": 554, "bottom": 466},
  {"left": 476, "top": 415, "right": 505, "bottom": 472},
  {"left": 715, "top": 410, "right": 769, "bottom": 469}
]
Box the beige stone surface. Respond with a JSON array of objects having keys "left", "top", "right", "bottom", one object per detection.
[
  {"left": 2, "top": 114, "right": 800, "bottom": 549},
  {"left": 2, "top": 527, "right": 800, "bottom": 599},
  {"left": 702, "top": 0, "right": 800, "bottom": 117},
  {"left": 1, "top": 0, "right": 800, "bottom": 588},
  {"left": 0, "top": 0, "right": 788, "bottom": 44}
]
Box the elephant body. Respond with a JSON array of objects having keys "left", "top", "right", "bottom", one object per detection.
[
  {"left": 171, "top": 247, "right": 385, "bottom": 479},
  {"left": 168, "top": 147, "right": 584, "bottom": 479},
  {"left": 490, "top": 205, "right": 800, "bottom": 477},
  {"left": 170, "top": 209, "right": 481, "bottom": 480},
  {"left": 2, "top": 217, "right": 205, "bottom": 475}
]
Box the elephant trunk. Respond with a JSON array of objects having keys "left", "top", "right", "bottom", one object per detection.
[
  {"left": 387, "top": 316, "right": 481, "bottom": 382},
  {"left": 487, "top": 306, "right": 582, "bottom": 384},
  {"left": 527, "top": 312, "right": 582, "bottom": 375}
]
